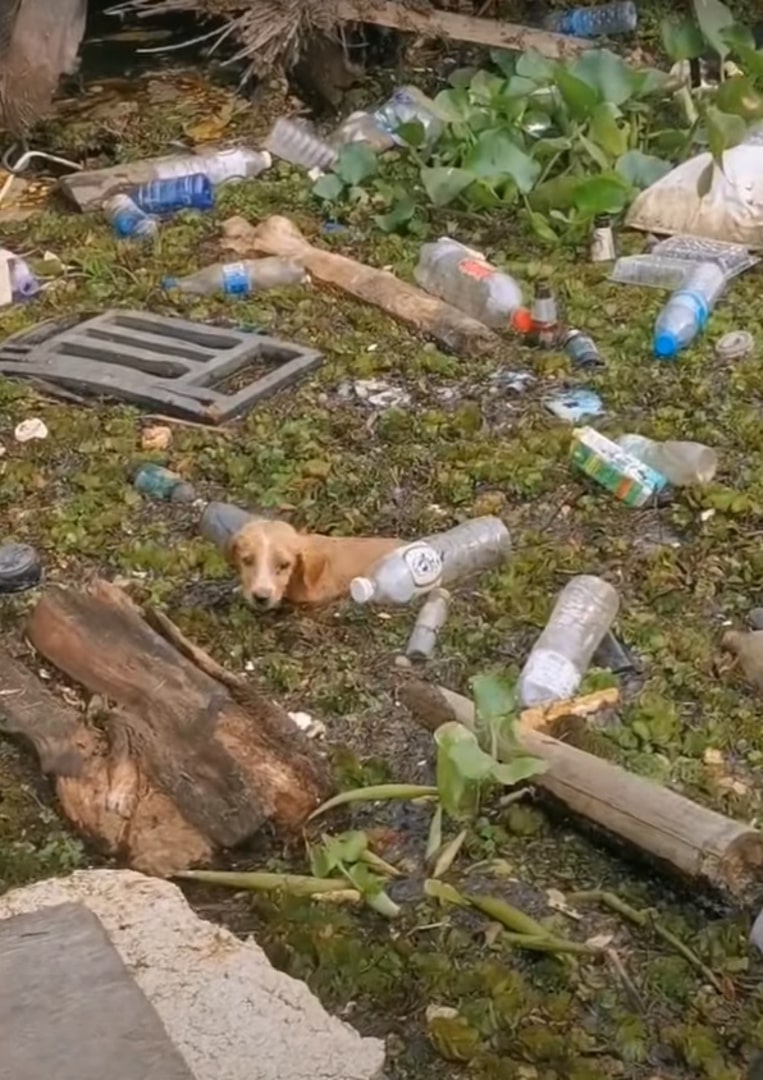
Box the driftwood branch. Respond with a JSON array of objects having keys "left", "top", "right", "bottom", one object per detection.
[{"left": 399, "top": 680, "right": 763, "bottom": 901}]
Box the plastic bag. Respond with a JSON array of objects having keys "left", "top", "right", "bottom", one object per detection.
[{"left": 626, "top": 135, "right": 763, "bottom": 249}]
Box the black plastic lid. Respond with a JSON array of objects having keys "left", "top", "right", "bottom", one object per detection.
[{"left": 0, "top": 542, "right": 42, "bottom": 594}]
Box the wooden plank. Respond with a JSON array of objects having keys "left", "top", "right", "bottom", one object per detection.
[{"left": 0, "top": 902, "right": 194, "bottom": 1080}]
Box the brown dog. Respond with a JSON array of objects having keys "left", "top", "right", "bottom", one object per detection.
[{"left": 228, "top": 519, "right": 400, "bottom": 609}]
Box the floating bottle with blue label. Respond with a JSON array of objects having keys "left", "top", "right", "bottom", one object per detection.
[
  {"left": 132, "top": 173, "right": 214, "bottom": 214},
  {"left": 653, "top": 260, "right": 728, "bottom": 360},
  {"left": 103, "top": 194, "right": 158, "bottom": 240},
  {"left": 162, "top": 257, "right": 308, "bottom": 297},
  {"left": 546, "top": 1, "right": 637, "bottom": 36}
]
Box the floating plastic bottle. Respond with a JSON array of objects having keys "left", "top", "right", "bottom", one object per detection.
[
  {"left": 200, "top": 502, "right": 258, "bottom": 550},
  {"left": 414, "top": 238, "right": 523, "bottom": 329},
  {"left": 610, "top": 254, "right": 694, "bottom": 290},
  {"left": 562, "top": 329, "right": 604, "bottom": 368},
  {"left": 133, "top": 463, "right": 196, "bottom": 503},
  {"left": 162, "top": 257, "right": 308, "bottom": 297},
  {"left": 423, "top": 516, "right": 511, "bottom": 585},
  {"left": 570, "top": 427, "right": 669, "bottom": 507},
  {"left": 616, "top": 434, "right": 718, "bottom": 486},
  {"left": 406, "top": 588, "right": 450, "bottom": 660},
  {"left": 545, "top": 1, "right": 637, "bottom": 37},
  {"left": 350, "top": 541, "right": 443, "bottom": 605},
  {"left": 132, "top": 173, "right": 214, "bottom": 214},
  {"left": 265, "top": 118, "right": 338, "bottom": 171},
  {"left": 653, "top": 260, "right": 728, "bottom": 359},
  {"left": 103, "top": 194, "right": 158, "bottom": 240},
  {"left": 518, "top": 576, "right": 620, "bottom": 706}
]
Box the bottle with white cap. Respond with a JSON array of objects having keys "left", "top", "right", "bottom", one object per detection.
[{"left": 350, "top": 541, "right": 443, "bottom": 605}]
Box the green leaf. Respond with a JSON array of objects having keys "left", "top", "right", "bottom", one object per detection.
[
  {"left": 693, "top": 0, "right": 736, "bottom": 59},
  {"left": 571, "top": 49, "right": 643, "bottom": 106},
  {"left": 705, "top": 104, "right": 748, "bottom": 167},
  {"left": 490, "top": 755, "right": 548, "bottom": 786},
  {"left": 572, "top": 172, "right": 632, "bottom": 214},
  {"left": 516, "top": 49, "right": 557, "bottom": 82},
  {"left": 556, "top": 67, "right": 599, "bottom": 119},
  {"left": 661, "top": 15, "right": 705, "bottom": 60},
  {"left": 420, "top": 165, "right": 475, "bottom": 206},
  {"left": 463, "top": 130, "right": 541, "bottom": 192},
  {"left": 615, "top": 149, "right": 672, "bottom": 188},
  {"left": 312, "top": 173, "right": 345, "bottom": 202},
  {"left": 335, "top": 142, "right": 378, "bottom": 185},
  {"left": 589, "top": 102, "right": 628, "bottom": 158},
  {"left": 375, "top": 193, "right": 416, "bottom": 233},
  {"left": 715, "top": 75, "right": 763, "bottom": 120}
]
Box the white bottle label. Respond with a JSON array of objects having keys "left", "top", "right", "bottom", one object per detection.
[
  {"left": 403, "top": 545, "right": 443, "bottom": 587},
  {"left": 522, "top": 649, "right": 580, "bottom": 703}
]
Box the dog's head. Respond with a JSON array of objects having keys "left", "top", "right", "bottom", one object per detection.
[{"left": 227, "top": 519, "right": 326, "bottom": 610}]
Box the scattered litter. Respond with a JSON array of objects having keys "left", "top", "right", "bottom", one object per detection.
[
  {"left": 545, "top": 0, "right": 636, "bottom": 36},
  {"left": 562, "top": 329, "right": 604, "bottom": 369},
  {"left": 571, "top": 426, "right": 669, "bottom": 507},
  {"left": 133, "top": 463, "right": 197, "bottom": 503},
  {"left": 590, "top": 213, "right": 616, "bottom": 263},
  {"left": 103, "top": 194, "right": 158, "bottom": 241},
  {"left": 406, "top": 588, "right": 450, "bottom": 661},
  {"left": 716, "top": 330, "right": 754, "bottom": 362},
  {"left": 414, "top": 237, "right": 523, "bottom": 330},
  {"left": 288, "top": 711, "right": 327, "bottom": 740},
  {"left": 140, "top": 424, "right": 173, "bottom": 451},
  {"left": 352, "top": 379, "right": 411, "bottom": 409},
  {"left": 0, "top": 542, "right": 42, "bottom": 594},
  {"left": 518, "top": 575, "right": 619, "bottom": 706},
  {"left": 133, "top": 174, "right": 214, "bottom": 215},
  {"left": 14, "top": 417, "right": 48, "bottom": 442},
  {"left": 616, "top": 434, "right": 718, "bottom": 486},
  {"left": 544, "top": 388, "right": 604, "bottom": 423},
  {"left": 653, "top": 261, "right": 728, "bottom": 360},
  {"left": 163, "top": 257, "right": 308, "bottom": 297},
  {"left": 265, "top": 118, "right": 338, "bottom": 171}
]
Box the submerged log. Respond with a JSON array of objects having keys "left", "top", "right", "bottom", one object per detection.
[
  {"left": 2, "top": 580, "right": 330, "bottom": 876},
  {"left": 399, "top": 680, "right": 763, "bottom": 901}
]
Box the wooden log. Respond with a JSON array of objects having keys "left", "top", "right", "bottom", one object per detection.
[
  {"left": 19, "top": 580, "right": 330, "bottom": 874},
  {"left": 330, "top": 0, "right": 589, "bottom": 59},
  {"left": 398, "top": 680, "right": 763, "bottom": 900},
  {"left": 221, "top": 215, "right": 504, "bottom": 358}
]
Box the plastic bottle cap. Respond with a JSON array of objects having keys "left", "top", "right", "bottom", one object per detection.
[
  {"left": 0, "top": 542, "right": 42, "bottom": 593},
  {"left": 512, "top": 307, "right": 534, "bottom": 334},
  {"left": 350, "top": 577, "right": 374, "bottom": 603},
  {"left": 654, "top": 331, "right": 678, "bottom": 359}
]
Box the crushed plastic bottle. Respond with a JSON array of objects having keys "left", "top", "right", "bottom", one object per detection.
[
  {"left": 265, "top": 118, "right": 338, "bottom": 171},
  {"left": 406, "top": 587, "right": 450, "bottom": 660},
  {"left": 350, "top": 541, "right": 443, "bottom": 605},
  {"left": 653, "top": 260, "right": 728, "bottom": 359},
  {"left": 162, "top": 257, "right": 308, "bottom": 297},
  {"left": 103, "top": 194, "right": 158, "bottom": 240},
  {"left": 545, "top": 1, "right": 637, "bottom": 36},
  {"left": 571, "top": 426, "right": 669, "bottom": 506},
  {"left": 132, "top": 173, "right": 214, "bottom": 214},
  {"left": 133, "top": 463, "right": 196, "bottom": 503},
  {"left": 414, "top": 238, "right": 523, "bottom": 329},
  {"left": 610, "top": 254, "right": 694, "bottom": 290},
  {"left": 518, "top": 576, "right": 620, "bottom": 706},
  {"left": 616, "top": 434, "right": 718, "bottom": 486},
  {"left": 423, "top": 516, "right": 511, "bottom": 585}
]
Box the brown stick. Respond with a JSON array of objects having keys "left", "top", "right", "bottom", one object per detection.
[
  {"left": 221, "top": 215, "right": 504, "bottom": 358},
  {"left": 330, "top": 0, "right": 588, "bottom": 59},
  {"left": 399, "top": 680, "right": 763, "bottom": 900}
]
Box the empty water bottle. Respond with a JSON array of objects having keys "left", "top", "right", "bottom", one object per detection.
[
  {"left": 423, "top": 516, "right": 511, "bottom": 585},
  {"left": 653, "top": 261, "right": 728, "bottom": 359},
  {"left": 162, "top": 257, "right": 308, "bottom": 297},
  {"left": 414, "top": 238, "right": 523, "bottom": 329},
  {"left": 350, "top": 541, "right": 443, "bottom": 605},
  {"left": 406, "top": 588, "right": 450, "bottom": 660},
  {"left": 265, "top": 118, "right": 338, "bottom": 171},
  {"left": 132, "top": 173, "right": 213, "bottom": 214},
  {"left": 133, "top": 463, "right": 197, "bottom": 503},
  {"left": 545, "top": 1, "right": 637, "bottom": 37},
  {"left": 616, "top": 434, "right": 718, "bottom": 486},
  {"left": 518, "top": 576, "right": 620, "bottom": 707},
  {"left": 103, "top": 194, "right": 158, "bottom": 240}
]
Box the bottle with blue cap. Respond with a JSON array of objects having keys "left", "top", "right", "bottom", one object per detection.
[
  {"left": 162, "top": 257, "right": 308, "bottom": 297},
  {"left": 653, "top": 261, "right": 728, "bottom": 360}
]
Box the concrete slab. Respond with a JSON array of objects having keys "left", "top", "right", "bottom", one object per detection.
[{"left": 0, "top": 870, "right": 386, "bottom": 1080}]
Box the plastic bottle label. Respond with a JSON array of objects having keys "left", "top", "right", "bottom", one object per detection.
[
  {"left": 221, "top": 262, "right": 251, "bottom": 296},
  {"left": 403, "top": 545, "right": 443, "bottom": 587}
]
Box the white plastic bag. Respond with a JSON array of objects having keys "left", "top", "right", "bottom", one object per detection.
[{"left": 626, "top": 137, "right": 763, "bottom": 249}]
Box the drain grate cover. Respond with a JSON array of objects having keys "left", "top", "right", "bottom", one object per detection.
[{"left": 0, "top": 309, "right": 323, "bottom": 424}]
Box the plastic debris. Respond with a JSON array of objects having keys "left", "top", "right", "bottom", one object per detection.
[
  {"left": 14, "top": 417, "right": 48, "bottom": 442},
  {"left": 545, "top": 389, "right": 604, "bottom": 423}
]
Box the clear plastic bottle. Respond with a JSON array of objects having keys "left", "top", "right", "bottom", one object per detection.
[
  {"left": 423, "top": 516, "right": 511, "bottom": 585},
  {"left": 616, "top": 434, "right": 718, "bottom": 486},
  {"left": 133, "top": 463, "right": 196, "bottom": 503},
  {"left": 103, "top": 194, "right": 158, "bottom": 240},
  {"left": 350, "top": 541, "right": 443, "bottom": 605},
  {"left": 132, "top": 173, "right": 214, "bottom": 214},
  {"left": 162, "top": 257, "right": 307, "bottom": 297},
  {"left": 545, "top": 1, "right": 637, "bottom": 36},
  {"left": 610, "top": 254, "right": 693, "bottom": 290},
  {"left": 265, "top": 118, "right": 338, "bottom": 171},
  {"left": 653, "top": 260, "right": 728, "bottom": 359},
  {"left": 518, "top": 576, "right": 620, "bottom": 706},
  {"left": 414, "top": 238, "right": 523, "bottom": 329},
  {"left": 406, "top": 587, "right": 450, "bottom": 660}
]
